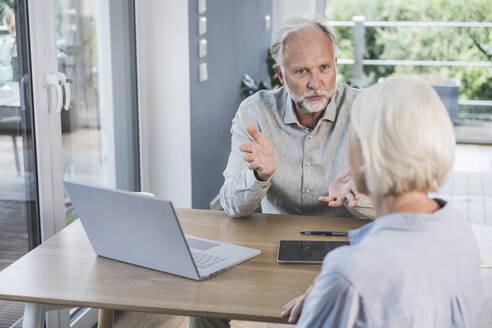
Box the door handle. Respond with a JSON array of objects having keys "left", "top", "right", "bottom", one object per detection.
[
  {"left": 46, "top": 72, "right": 72, "bottom": 113},
  {"left": 55, "top": 72, "right": 71, "bottom": 111},
  {"left": 19, "top": 74, "right": 29, "bottom": 111},
  {"left": 46, "top": 73, "right": 63, "bottom": 113}
]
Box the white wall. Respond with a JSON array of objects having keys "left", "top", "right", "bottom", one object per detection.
[
  {"left": 272, "top": 0, "right": 325, "bottom": 32},
  {"left": 133, "top": 0, "right": 326, "bottom": 208},
  {"left": 135, "top": 0, "right": 192, "bottom": 208}
]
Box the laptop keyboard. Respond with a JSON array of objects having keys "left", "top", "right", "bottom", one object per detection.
[{"left": 191, "top": 250, "right": 226, "bottom": 269}]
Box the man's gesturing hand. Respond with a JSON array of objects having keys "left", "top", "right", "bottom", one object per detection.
[
  {"left": 239, "top": 124, "right": 276, "bottom": 181},
  {"left": 319, "top": 168, "right": 364, "bottom": 207}
]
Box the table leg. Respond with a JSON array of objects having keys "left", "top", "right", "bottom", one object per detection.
[
  {"left": 98, "top": 309, "right": 114, "bottom": 328},
  {"left": 23, "top": 303, "right": 45, "bottom": 328}
]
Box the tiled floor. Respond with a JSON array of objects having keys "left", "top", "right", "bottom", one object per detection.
[
  {"left": 112, "top": 313, "right": 292, "bottom": 328},
  {"left": 432, "top": 144, "right": 492, "bottom": 225}
]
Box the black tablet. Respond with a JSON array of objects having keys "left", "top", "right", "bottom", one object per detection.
[{"left": 276, "top": 240, "right": 349, "bottom": 263}]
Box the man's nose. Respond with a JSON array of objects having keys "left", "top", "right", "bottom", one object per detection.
[{"left": 308, "top": 72, "right": 321, "bottom": 90}]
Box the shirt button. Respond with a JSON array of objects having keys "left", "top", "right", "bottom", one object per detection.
[
  {"left": 305, "top": 162, "right": 311, "bottom": 167},
  {"left": 307, "top": 135, "right": 312, "bottom": 140},
  {"left": 262, "top": 185, "right": 268, "bottom": 189},
  {"left": 304, "top": 189, "right": 310, "bottom": 193}
]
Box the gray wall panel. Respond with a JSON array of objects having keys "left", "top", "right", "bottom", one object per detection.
[{"left": 189, "top": 0, "right": 272, "bottom": 209}]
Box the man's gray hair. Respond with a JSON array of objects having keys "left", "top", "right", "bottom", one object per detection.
[{"left": 270, "top": 16, "right": 338, "bottom": 68}]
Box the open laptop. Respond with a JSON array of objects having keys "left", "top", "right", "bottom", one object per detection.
[{"left": 64, "top": 181, "right": 261, "bottom": 280}]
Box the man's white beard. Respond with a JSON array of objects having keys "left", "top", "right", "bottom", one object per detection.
[{"left": 285, "top": 85, "right": 334, "bottom": 113}]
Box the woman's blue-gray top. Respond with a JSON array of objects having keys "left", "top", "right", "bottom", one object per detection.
[{"left": 298, "top": 201, "right": 485, "bottom": 327}]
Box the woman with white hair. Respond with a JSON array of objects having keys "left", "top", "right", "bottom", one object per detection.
[{"left": 282, "top": 76, "right": 485, "bottom": 327}]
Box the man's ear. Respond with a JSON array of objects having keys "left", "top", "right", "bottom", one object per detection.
[{"left": 274, "top": 65, "right": 285, "bottom": 85}]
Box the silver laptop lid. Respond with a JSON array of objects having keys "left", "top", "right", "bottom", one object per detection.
[{"left": 64, "top": 181, "right": 200, "bottom": 280}]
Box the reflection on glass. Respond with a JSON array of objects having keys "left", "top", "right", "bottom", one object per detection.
[
  {"left": 0, "top": 0, "right": 27, "bottom": 268},
  {"left": 0, "top": 0, "right": 39, "bottom": 326},
  {"left": 55, "top": 0, "right": 139, "bottom": 226},
  {"left": 57, "top": 0, "right": 104, "bottom": 191}
]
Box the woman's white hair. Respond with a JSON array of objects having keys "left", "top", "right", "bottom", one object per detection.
[
  {"left": 351, "top": 76, "right": 455, "bottom": 196},
  {"left": 270, "top": 16, "right": 338, "bottom": 68}
]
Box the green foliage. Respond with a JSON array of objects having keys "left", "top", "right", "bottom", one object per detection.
[
  {"left": 241, "top": 74, "right": 272, "bottom": 98},
  {"left": 325, "top": 0, "right": 492, "bottom": 99},
  {"left": 65, "top": 208, "right": 78, "bottom": 226},
  {"left": 0, "top": 0, "right": 15, "bottom": 34},
  {"left": 0, "top": 0, "right": 14, "bottom": 14},
  {"left": 241, "top": 51, "right": 281, "bottom": 99}
]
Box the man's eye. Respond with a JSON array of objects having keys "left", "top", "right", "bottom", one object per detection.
[
  {"left": 321, "top": 64, "right": 329, "bottom": 70},
  {"left": 295, "top": 69, "right": 305, "bottom": 74}
]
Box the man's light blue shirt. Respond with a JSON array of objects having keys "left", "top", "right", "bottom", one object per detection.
[{"left": 298, "top": 200, "right": 485, "bottom": 327}]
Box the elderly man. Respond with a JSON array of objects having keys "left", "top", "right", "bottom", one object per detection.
[
  {"left": 220, "top": 16, "right": 372, "bottom": 218},
  {"left": 190, "top": 16, "right": 372, "bottom": 328}
]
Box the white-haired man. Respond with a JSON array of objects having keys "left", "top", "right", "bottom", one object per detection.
[
  {"left": 220, "top": 16, "right": 373, "bottom": 218},
  {"left": 190, "top": 16, "right": 373, "bottom": 328}
]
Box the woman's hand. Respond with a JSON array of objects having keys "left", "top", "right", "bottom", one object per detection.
[{"left": 281, "top": 285, "right": 312, "bottom": 323}]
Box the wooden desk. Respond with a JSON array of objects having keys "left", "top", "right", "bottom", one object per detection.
[
  {"left": 1, "top": 209, "right": 491, "bottom": 327},
  {"left": 0, "top": 209, "right": 367, "bottom": 327}
]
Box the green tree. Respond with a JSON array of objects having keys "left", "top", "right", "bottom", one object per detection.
[{"left": 325, "top": 0, "right": 492, "bottom": 100}]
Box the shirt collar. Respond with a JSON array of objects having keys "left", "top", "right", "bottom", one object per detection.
[
  {"left": 283, "top": 89, "right": 298, "bottom": 124},
  {"left": 322, "top": 84, "right": 339, "bottom": 122},
  {"left": 282, "top": 84, "right": 340, "bottom": 125},
  {"left": 348, "top": 199, "right": 449, "bottom": 245}
]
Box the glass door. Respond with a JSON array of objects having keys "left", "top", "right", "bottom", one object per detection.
[
  {"left": 0, "top": 0, "right": 140, "bottom": 327},
  {"left": 36, "top": 0, "right": 140, "bottom": 327},
  {"left": 0, "top": 0, "right": 40, "bottom": 327},
  {"left": 53, "top": 0, "right": 140, "bottom": 227}
]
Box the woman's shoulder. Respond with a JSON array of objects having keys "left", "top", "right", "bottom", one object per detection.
[{"left": 320, "top": 242, "right": 372, "bottom": 284}]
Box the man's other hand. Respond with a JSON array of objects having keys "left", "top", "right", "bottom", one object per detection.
[
  {"left": 239, "top": 124, "right": 276, "bottom": 181},
  {"left": 319, "top": 168, "right": 363, "bottom": 207}
]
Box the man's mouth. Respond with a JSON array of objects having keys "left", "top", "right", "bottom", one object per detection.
[{"left": 306, "top": 95, "right": 323, "bottom": 101}]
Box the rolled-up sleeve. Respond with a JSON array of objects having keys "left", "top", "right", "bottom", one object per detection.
[
  {"left": 220, "top": 102, "right": 271, "bottom": 218},
  {"left": 346, "top": 196, "right": 376, "bottom": 220},
  {"left": 297, "top": 271, "right": 369, "bottom": 328}
]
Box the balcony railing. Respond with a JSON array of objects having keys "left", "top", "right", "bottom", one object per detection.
[{"left": 328, "top": 17, "right": 492, "bottom": 121}]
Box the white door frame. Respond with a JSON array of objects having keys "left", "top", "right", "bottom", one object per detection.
[
  {"left": 28, "top": 0, "right": 66, "bottom": 243},
  {"left": 26, "top": 1, "right": 137, "bottom": 326},
  {"left": 27, "top": 1, "right": 74, "bottom": 327}
]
